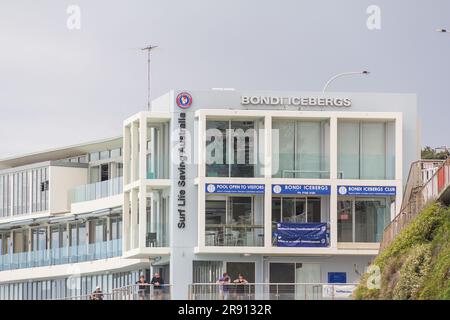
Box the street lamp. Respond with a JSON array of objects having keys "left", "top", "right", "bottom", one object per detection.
[
  {"left": 436, "top": 28, "right": 448, "bottom": 33},
  {"left": 322, "top": 71, "right": 370, "bottom": 93}
]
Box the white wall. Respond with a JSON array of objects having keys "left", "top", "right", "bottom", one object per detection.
[{"left": 49, "top": 166, "right": 87, "bottom": 214}]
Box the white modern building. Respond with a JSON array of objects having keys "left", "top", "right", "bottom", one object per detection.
[{"left": 0, "top": 90, "right": 419, "bottom": 300}]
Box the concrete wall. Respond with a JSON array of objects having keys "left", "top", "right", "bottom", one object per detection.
[{"left": 49, "top": 166, "right": 87, "bottom": 214}]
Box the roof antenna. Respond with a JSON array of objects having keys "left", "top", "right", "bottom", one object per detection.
[{"left": 141, "top": 45, "right": 158, "bottom": 111}]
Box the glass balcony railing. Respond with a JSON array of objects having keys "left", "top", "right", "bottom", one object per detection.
[
  {"left": 273, "top": 153, "right": 330, "bottom": 179},
  {"left": 69, "top": 177, "right": 123, "bottom": 204},
  {"left": 0, "top": 239, "right": 122, "bottom": 272},
  {"left": 338, "top": 155, "right": 395, "bottom": 180},
  {"left": 145, "top": 223, "right": 170, "bottom": 248}
]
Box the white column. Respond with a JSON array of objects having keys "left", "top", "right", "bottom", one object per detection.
[
  {"left": 131, "top": 121, "right": 139, "bottom": 182},
  {"left": 329, "top": 116, "right": 338, "bottom": 248},
  {"left": 395, "top": 114, "right": 403, "bottom": 216},
  {"left": 198, "top": 182, "right": 205, "bottom": 248},
  {"left": 395, "top": 114, "right": 403, "bottom": 181},
  {"left": 264, "top": 115, "right": 272, "bottom": 248},
  {"left": 197, "top": 111, "right": 206, "bottom": 248},
  {"left": 197, "top": 111, "right": 206, "bottom": 178},
  {"left": 123, "top": 125, "right": 131, "bottom": 185},
  {"left": 139, "top": 115, "right": 149, "bottom": 249},
  {"left": 139, "top": 115, "right": 148, "bottom": 181},
  {"left": 138, "top": 189, "right": 146, "bottom": 249},
  {"left": 123, "top": 191, "right": 130, "bottom": 251},
  {"left": 130, "top": 188, "right": 138, "bottom": 249}
]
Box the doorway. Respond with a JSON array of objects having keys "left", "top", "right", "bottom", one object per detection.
[{"left": 269, "top": 262, "right": 321, "bottom": 300}]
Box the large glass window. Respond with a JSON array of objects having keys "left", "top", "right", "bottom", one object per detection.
[
  {"left": 205, "top": 195, "right": 264, "bottom": 247},
  {"left": 206, "top": 120, "right": 258, "bottom": 177},
  {"left": 337, "top": 197, "right": 393, "bottom": 243},
  {"left": 272, "top": 120, "right": 330, "bottom": 178},
  {"left": 338, "top": 120, "right": 395, "bottom": 179},
  {"left": 272, "top": 196, "right": 329, "bottom": 245}
]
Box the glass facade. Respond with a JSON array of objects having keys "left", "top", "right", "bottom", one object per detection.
[
  {"left": 272, "top": 120, "right": 330, "bottom": 178},
  {"left": 206, "top": 120, "right": 259, "bottom": 177},
  {"left": 0, "top": 269, "right": 145, "bottom": 300},
  {"left": 0, "top": 213, "right": 123, "bottom": 271},
  {"left": 0, "top": 167, "right": 49, "bottom": 218},
  {"left": 338, "top": 120, "right": 395, "bottom": 179},
  {"left": 205, "top": 195, "right": 264, "bottom": 247},
  {"left": 272, "top": 196, "right": 330, "bottom": 246},
  {"left": 145, "top": 196, "right": 170, "bottom": 247},
  {"left": 337, "top": 197, "right": 393, "bottom": 243}
]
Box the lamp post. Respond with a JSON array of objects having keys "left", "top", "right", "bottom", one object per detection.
[
  {"left": 322, "top": 71, "right": 370, "bottom": 93},
  {"left": 436, "top": 28, "right": 449, "bottom": 33}
]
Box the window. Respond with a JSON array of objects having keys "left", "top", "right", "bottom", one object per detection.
[
  {"left": 337, "top": 197, "right": 393, "bottom": 242},
  {"left": 206, "top": 120, "right": 257, "bottom": 177},
  {"left": 100, "top": 150, "right": 110, "bottom": 160},
  {"left": 338, "top": 120, "right": 395, "bottom": 179},
  {"left": 90, "top": 152, "right": 100, "bottom": 162},
  {"left": 272, "top": 197, "right": 324, "bottom": 224},
  {"left": 205, "top": 196, "right": 264, "bottom": 247},
  {"left": 272, "top": 120, "right": 330, "bottom": 178},
  {"left": 110, "top": 148, "right": 121, "bottom": 158},
  {"left": 101, "top": 164, "right": 109, "bottom": 182}
]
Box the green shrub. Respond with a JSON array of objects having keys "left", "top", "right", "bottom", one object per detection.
[{"left": 354, "top": 202, "right": 450, "bottom": 300}]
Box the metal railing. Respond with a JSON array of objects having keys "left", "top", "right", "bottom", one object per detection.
[
  {"left": 0, "top": 239, "right": 122, "bottom": 271},
  {"left": 380, "top": 157, "right": 450, "bottom": 250},
  {"left": 69, "top": 176, "right": 123, "bottom": 204},
  {"left": 61, "top": 292, "right": 115, "bottom": 300},
  {"left": 61, "top": 284, "right": 172, "bottom": 300},
  {"left": 188, "top": 283, "right": 357, "bottom": 300},
  {"left": 111, "top": 284, "right": 172, "bottom": 300}
]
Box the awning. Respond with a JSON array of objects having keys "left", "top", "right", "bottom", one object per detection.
[{"left": 48, "top": 215, "right": 76, "bottom": 224}]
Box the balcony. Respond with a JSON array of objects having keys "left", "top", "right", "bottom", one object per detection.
[
  {"left": 0, "top": 239, "right": 122, "bottom": 271},
  {"left": 69, "top": 177, "right": 123, "bottom": 204},
  {"left": 205, "top": 225, "right": 264, "bottom": 246},
  {"left": 188, "top": 283, "right": 357, "bottom": 300}
]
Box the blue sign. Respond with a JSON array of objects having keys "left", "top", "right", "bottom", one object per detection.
[
  {"left": 272, "top": 184, "right": 330, "bottom": 195},
  {"left": 328, "top": 272, "right": 347, "bottom": 284},
  {"left": 337, "top": 185, "right": 396, "bottom": 196},
  {"left": 205, "top": 183, "right": 265, "bottom": 194},
  {"left": 274, "top": 222, "right": 329, "bottom": 247}
]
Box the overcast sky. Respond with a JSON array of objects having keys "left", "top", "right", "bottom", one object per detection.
[{"left": 0, "top": 0, "right": 449, "bottom": 158}]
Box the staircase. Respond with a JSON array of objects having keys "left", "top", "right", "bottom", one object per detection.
[{"left": 380, "top": 158, "right": 450, "bottom": 250}]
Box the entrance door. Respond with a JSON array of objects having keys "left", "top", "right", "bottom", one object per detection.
[
  {"left": 295, "top": 263, "right": 321, "bottom": 300},
  {"left": 269, "top": 263, "right": 295, "bottom": 300}
]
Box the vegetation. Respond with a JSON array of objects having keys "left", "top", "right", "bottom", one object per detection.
[
  {"left": 354, "top": 202, "right": 450, "bottom": 300},
  {"left": 421, "top": 146, "right": 450, "bottom": 160}
]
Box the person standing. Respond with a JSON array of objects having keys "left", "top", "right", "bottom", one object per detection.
[
  {"left": 233, "top": 274, "right": 249, "bottom": 300},
  {"left": 90, "top": 286, "right": 104, "bottom": 300},
  {"left": 150, "top": 272, "right": 165, "bottom": 300},
  {"left": 216, "top": 272, "right": 231, "bottom": 300},
  {"left": 135, "top": 275, "right": 149, "bottom": 300}
]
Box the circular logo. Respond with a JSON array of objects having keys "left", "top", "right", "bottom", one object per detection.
[
  {"left": 206, "top": 184, "right": 216, "bottom": 193},
  {"left": 176, "top": 92, "right": 192, "bottom": 109},
  {"left": 273, "top": 185, "right": 282, "bottom": 194},
  {"left": 338, "top": 186, "right": 348, "bottom": 195}
]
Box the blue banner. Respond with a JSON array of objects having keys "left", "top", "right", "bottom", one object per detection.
[
  {"left": 337, "top": 185, "right": 396, "bottom": 196},
  {"left": 272, "top": 184, "right": 330, "bottom": 195},
  {"left": 205, "top": 183, "right": 265, "bottom": 194},
  {"left": 274, "top": 222, "right": 329, "bottom": 247}
]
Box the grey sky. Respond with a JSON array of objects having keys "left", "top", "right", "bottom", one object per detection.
[{"left": 1, "top": 0, "right": 449, "bottom": 158}]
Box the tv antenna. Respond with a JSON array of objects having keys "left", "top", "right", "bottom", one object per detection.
[{"left": 141, "top": 45, "right": 158, "bottom": 110}]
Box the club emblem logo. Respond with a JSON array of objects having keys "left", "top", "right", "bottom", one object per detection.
[{"left": 176, "top": 92, "right": 193, "bottom": 109}]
